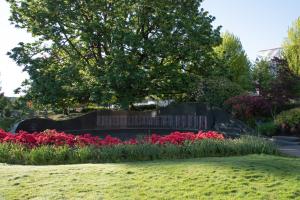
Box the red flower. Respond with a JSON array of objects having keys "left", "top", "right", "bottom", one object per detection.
[{"left": 0, "top": 129, "right": 224, "bottom": 147}]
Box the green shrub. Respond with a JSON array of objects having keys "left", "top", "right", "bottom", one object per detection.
[
  {"left": 257, "top": 122, "right": 278, "bottom": 136},
  {"left": 0, "top": 136, "right": 278, "bottom": 165},
  {"left": 275, "top": 108, "right": 300, "bottom": 134},
  {"left": 0, "top": 118, "right": 17, "bottom": 131},
  {"left": 275, "top": 108, "right": 300, "bottom": 127},
  {"left": 0, "top": 143, "right": 28, "bottom": 164}
]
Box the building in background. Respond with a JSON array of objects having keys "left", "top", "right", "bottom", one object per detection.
[
  {"left": 257, "top": 47, "right": 283, "bottom": 60},
  {"left": 257, "top": 47, "right": 283, "bottom": 77}
]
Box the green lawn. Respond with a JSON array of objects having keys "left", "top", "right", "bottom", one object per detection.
[{"left": 0, "top": 155, "right": 299, "bottom": 200}]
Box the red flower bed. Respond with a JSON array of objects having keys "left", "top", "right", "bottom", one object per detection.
[
  {"left": 0, "top": 129, "right": 224, "bottom": 148},
  {"left": 146, "top": 131, "right": 224, "bottom": 145}
]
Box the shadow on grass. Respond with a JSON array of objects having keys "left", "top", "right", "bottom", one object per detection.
[
  {"left": 2, "top": 154, "right": 299, "bottom": 179},
  {"left": 121, "top": 154, "right": 300, "bottom": 178}
]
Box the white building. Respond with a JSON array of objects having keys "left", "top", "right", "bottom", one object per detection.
[{"left": 257, "top": 47, "right": 283, "bottom": 60}]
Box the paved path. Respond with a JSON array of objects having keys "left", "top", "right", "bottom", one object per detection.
[{"left": 272, "top": 136, "right": 300, "bottom": 157}]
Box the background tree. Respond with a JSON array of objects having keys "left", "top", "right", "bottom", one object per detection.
[
  {"left": 214, "top": 32, "right": 252, "bottom": 90},
  {"left": 193, "top": 77, "right": 244, "bottom": 108},
  {"left": 0, "top": 75, "right": 8, "bottom": 117},
  {"left": 283, "top": 17, "right": 300, "bottom": 76},
  {"left": 192, "top": 77, "right": 244, "bottom": 127},
  {"left": 7, "top": 0, "right": 221, "bottom": 110},
  {"left": 253, "top": 57, "right": 300, "bottom": 117},
  {"left": 252, "top": 58, "right": 275, "bottom": 93},
  {"left": 0, "top": 75, "right": 13, "bottom": 121},
  {"left": 266, "top": 58, "right": 300, "bottom": 105}
]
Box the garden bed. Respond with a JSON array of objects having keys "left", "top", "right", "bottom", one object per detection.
[{"left": 0, "top": 129, "right": 278, "bottom": 165}]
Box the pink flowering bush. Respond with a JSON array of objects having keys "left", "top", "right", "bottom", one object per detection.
[
  {"left": 0, "top": 129, "right": 223, "bottom": 148},
  {"left": 146, "top": 131, "right": 224, "bottom": 145},
  {"left": 0, "top": 129, "right": 278, "bottom": 165}
]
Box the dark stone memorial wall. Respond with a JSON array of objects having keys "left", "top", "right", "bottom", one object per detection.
[
  {"left": 15, "top": 111, "right": 98, "bottom": 133},
  {"left": 14, "top": 103, "right": 252, "bottom": 137}
]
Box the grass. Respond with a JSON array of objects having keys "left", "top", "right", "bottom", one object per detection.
[{"left": 0, "top": 155, "right": 299, "bottom": 200}]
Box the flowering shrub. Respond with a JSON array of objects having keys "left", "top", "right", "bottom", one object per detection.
[
  {"left": 224, "top": 95, "right": 272, "bottom": 120},
  {"left": 0, "top": 135, "right": 278, "bottom": 165},
  {"left": 0, "top": 130, "right": 278, "bottom": 165},
  {"left": 146, "top": 131, "right": 224, "bottom": 145},
  {"left": 0, "top": 129, "right": 224, "bottom": 148}
]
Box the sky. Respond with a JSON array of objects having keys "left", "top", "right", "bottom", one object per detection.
[{"left": 0, "top": 0, "right": 300, "bottom": 97}]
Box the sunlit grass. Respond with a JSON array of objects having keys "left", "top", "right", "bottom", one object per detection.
[{"left": 0, "top": 155, "right": 300, "bottom": 199}]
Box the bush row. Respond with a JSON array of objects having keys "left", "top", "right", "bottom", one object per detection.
[
  {"left": 0, "top": 129, "right": 224, "bottom": 147},
  {"left": 0, "top": 136, "right": 278, "bottom": 165}
]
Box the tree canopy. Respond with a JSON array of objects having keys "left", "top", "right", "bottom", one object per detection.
[
  {"left": 7, "top": 0, "right": 221, "bottom": 109},
  {"left": 192, "top": 77, "right": 244, "bottom": 108},
  {"left": 283, "top": 17, "right": 300, "bottom": 76},
  {"left": 214, "top": 32, "right": 252, "bottom": 90}
]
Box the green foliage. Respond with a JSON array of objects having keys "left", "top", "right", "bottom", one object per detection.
[
  {"left": 7, "top": 0, "right": 221, "bottom": 109},
  {"left": 0, "top": 96, "right": 37, "bottom": 131},
  {"left": 0, "top": 143, "right": 27, "bottom": 164},
  {"left": 0, "top": 94, "right": 11, "bottom": 118},
  {"left": 0, "top": 136, "right": 278, "bottom": 165},
  {"left": 252, "top": 58, "right": 300, "bottom": 116},
  {"left": 275, "top": 107, "right": 300, "bottom": 129},
  {"left": 257, "top": 122, "right": 277, "bottom": 136},
  {"left": 252, "top": 59, "right": 275, "bottom": 92},
  {"left": 214, "top": 32, "right": 252, "bottom": 89},
  {"left": 0, "top": 84, "right": 19, "bottom": 130},
  {"left": 0, "top": 118, "right": 17, "bottom": 131},
  {"left": 11, "top": 97, "right": 36, "bottom": 116},
  {"left": 28, "top": 146, "right": 73, "bottom": 165},
  {"left": 283, "top": 17, "right": 300, "bottom": 76},
  {"left": 193, "top": 77, "right": 244, "bottom": 107}
]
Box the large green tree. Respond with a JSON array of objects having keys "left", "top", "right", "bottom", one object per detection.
[
  {"left": 7, "top": 0, "right": 221, "bottom": 109},
  {"left": 283, "top": 17, "right": 300, "bottom": 76},
  {"left": 214, "top": 32, "right": 252, "bottom": 90}
]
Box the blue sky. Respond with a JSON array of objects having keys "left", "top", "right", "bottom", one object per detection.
[
  {"left": 202, "top": 0, "right": 300, "bottom": 59},
  {"left": 0, "top": 0, "right": 300, "bottom": 96}
]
